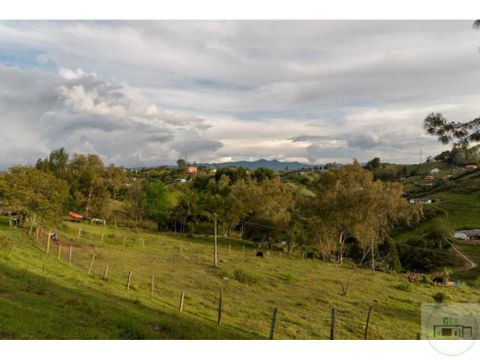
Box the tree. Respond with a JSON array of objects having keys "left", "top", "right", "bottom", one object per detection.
[
  {"left": 176, "top": 159, "right": 187, "bottom": 169},
  {"left": 0, "top": 166, "right": 68, "bottom": 225},
  {"left": 67, "top": 154, "right": 108, "bottom": 219},
  {"left": 423, "top": 112, "right": 480, "bottom": 149},
  {"left": 104, "top": 164, "right": 128, "bottom": 200},
  {"left": 143, "top": 181, "right": 174, "bottom": 230},
  {"left": 232, "top": 178, "right": 294, "bottom": 248},
  {"left": 365, "top": 157, "right": 381, "bottom": 171},
  {"left": 36, "top": 147, "right": 69, "bottom": 179},
  {"left": 306, "top": 163, "right": 421, "bottom": 273},
  {"left": 125, "top": 177, "right": 146, "bottom": 224}
]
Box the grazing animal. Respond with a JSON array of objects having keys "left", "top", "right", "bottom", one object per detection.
[
  {"left": 433, "top": 276, "right": 445, "bottom": 285},
  {"left": 256, "top": 251, "right": 264, "bottom": 258}
]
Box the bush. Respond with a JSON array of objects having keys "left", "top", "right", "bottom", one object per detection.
[
  {"left": 233, "top": 269, "right": 260, "bottom": 284},
  {"left": 432, "top": 291, "right": 451, "bottom": 303}
]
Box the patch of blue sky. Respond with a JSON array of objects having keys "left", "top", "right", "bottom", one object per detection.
[{"left": 0, "top": 46, "right": 57, "bottom": 72}]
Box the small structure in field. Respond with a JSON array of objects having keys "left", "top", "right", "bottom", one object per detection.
[
  {"left": 424, "top": 175, "right": 435, "bottom": 181},
  {"left": 454, "top": 229, "right": 480, "bottom": 240},
  {"left": 409, "top": 199, "right": 432, "bottom": 205},
  {"left": 91, "top": 218, "right": 106, "bottom": 226},
  {"left": 175, "top": 178, "right": 187, "bottom": 184},
  {"left": 464, "top": 164, "right": 478, "bottom": 170},
  {"left": 186, "top": 166, "right": 198, "bottom": 174},
  {"left": 430, "top": 168, "right": 441, "bottom": 174},
  {"left": 66, "top": 211, "right": 82, "bottom": 222},
  {"left": 453, "top": 232, "right": 469, "bottom": 240}
]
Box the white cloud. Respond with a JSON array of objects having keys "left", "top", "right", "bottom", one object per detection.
[{"left": 1, "top": 21, "right": 480, "bottom": 166}]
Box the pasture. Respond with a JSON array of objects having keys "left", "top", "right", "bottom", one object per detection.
[{"left": 0, "top": 218, "right": 479, "bottom": 339}]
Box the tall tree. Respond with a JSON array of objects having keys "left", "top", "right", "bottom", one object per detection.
[
  {"left": 0, "top": 166, "right": 68, "bottom": 225},
  {"left": 67, "top": 154, "right": 108, "bottom": 219},
  {"left": 143, "top": 181, "right": 174, "bottom": 230},
  {"left": 306, "top": 163, "right": 421, "bottom": 273}
]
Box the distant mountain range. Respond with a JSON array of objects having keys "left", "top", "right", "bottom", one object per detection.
[{"left": 204, "top": 159, "right": 319, "bottom": 171}]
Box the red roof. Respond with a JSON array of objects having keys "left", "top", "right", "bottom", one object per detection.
[{"left": 68, "top": 211, "right": 82, "bottom": 219}]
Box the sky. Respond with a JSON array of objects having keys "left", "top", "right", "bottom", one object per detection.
[{"left": 0, "top": 20, "right": 479, "bottom": 168}]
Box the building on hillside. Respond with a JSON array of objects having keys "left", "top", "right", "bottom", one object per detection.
[
  {"left": 409, "top": 199, "right": 432, "bottom": 205},
  {"left": 175, "top": 178, "right": 188, "bottom": 184},
  {"left": 464, "top": 164, "right": 479, "bottom": 170},
  {"left": 186, "top": 166, "right": 198, "bottom": 174},
  {"left": 430, "top": 168, "right": 441, "bottom": 174},
  {"left": 424, "top": 175, "right": 435, "bottom": 181},
  {"left": 454, "top": 229, "right": 480, "bottom": 240}
]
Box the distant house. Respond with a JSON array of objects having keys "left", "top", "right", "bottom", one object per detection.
[
  {"left": 430, "top": 168, "right": 441, "bottom": 174},
  {"left": 186, "top": 166, "right": 198, "bottom": 174},
  {"left": 454, "top": 229, "right": 480, "bottom": 240},
  {"left": 409, "top": 199, "right": 432, "bottom": 205},
  {"left": 424, "top": 175, "right": 435, "bottom": 181},
  {"left": 464, "top": 164, "right": 478, "bottom": 170},
  {"left": 453, "top": 232, "right": 469, "bottom": 241},
  {"left": 441, "top": 175, "right": 451, "bottom": 181},
  {"left": 175, "top": 178, "right": 188, "bottom": 184}
]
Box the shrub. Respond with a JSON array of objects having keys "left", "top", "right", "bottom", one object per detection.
[
  {"left": 233, "top": 269, "right": 260, "bottom": 284},
  {"left": 432, "top": 291, "right": 451, "bottom": 303}
]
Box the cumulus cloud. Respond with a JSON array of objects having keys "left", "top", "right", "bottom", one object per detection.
[
  {"left": 1, "top": 20, "right": 480, "bottom": 166},
  {"left": 0, "top": 64, "right": 220, "bottom": 168}
]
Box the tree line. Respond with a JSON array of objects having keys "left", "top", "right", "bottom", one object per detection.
[{"left": 0, "top": 148, "right": 423, "bottom": 273}]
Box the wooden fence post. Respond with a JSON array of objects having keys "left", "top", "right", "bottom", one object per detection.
[
  {"left": 269, "top": 307, "right": 278, "bottom": 340},
  {"left": 29, "top": 214, "right": 36, "bottom": 235},
  {"left": 68, "top": 246, "right": 72, "bottom": 265},
  {"left": 150, "top": 275, "right": 155, "bottom": 298},
  {"left": 330, "top": 307, "right": 336, "bottom": 340},
  {"left": 217, "top": 288, "right": 223, "bottom": 325},
  {"left": 88, "top": 254, "right": 96, "bottom": 274},
  {"left": 228, "top": 243, "right": 231, "bottom": 254},
  {"left": 100, "top": 233, "right": 104, "bottom": 246},
  {"left": 364, "top": 305, "right": 373, "bottom": 340},
  {"left": 77, "top": 228, "right": 82, "bottom": 242},
  {"left": 123, "top": 236, "right": 126, "bottom": 248},
  {"left": 57, "top": 244, "right": 62, "bottom": 260},
  {"left": 46, "top": 231, "right": 51, "bottom": 254},
  {"left": 126, "top": 271, "right": 133, "bottom": 291},
  {"left": 179, "top": 291, "right": 185, "bottom": 312},
  {"left": 103, "top": 265, "right": 109, "bottom": 280}
]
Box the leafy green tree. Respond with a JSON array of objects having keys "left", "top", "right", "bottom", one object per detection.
[
  {"left": 176, "top": 159, "right": 187, "bottom": 169},
  {"left": 424, "top": 112, "right": 480, "bottom": 150},
  {"left": 143, "top": 181, "right": 174, "bottom": 230},
  {"left": 306, "top": 162, "right": 422, "bottom": 273},
  {"left": 365, "top": 157, "right": 381, "bottom": 171},
  {"left": 36, "top": 147, "right": 70, "bottom": 179},
  {"left": 104, "top": 164, "right": 128, "bottom": 200},
  {"left": 67, "top": 154, "right": 108, "bottom": 219},
  {"left": 0, "top": 166, "right": 68, "bottom": 225}
]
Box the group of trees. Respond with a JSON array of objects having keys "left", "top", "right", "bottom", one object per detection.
[{"left": 0, "top": 148, "right": 425, "bottom": 273}]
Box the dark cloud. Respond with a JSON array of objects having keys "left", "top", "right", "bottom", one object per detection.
[{"left": 1, "top": 21, "right": 480, "bottom": 165}]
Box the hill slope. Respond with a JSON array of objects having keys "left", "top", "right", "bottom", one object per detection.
[{"left": 0, "top": 219, "right": 479, "bottom": 339}]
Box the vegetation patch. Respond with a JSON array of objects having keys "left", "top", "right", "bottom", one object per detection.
[{"left": 233, "top": 269, "right": 261, "bottom": 284}]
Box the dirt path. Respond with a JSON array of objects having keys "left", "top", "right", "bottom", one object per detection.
[{"left": 450, "top": 242, "right": 477, "bottom": 272}]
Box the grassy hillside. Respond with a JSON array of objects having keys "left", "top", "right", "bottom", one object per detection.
[{"left": 0, "top": 219, "right": 479, "bottom": 339}]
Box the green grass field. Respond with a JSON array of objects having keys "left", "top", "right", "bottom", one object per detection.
[{"left": 0, "top": 218, "right": 479, "bottom": 339}]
